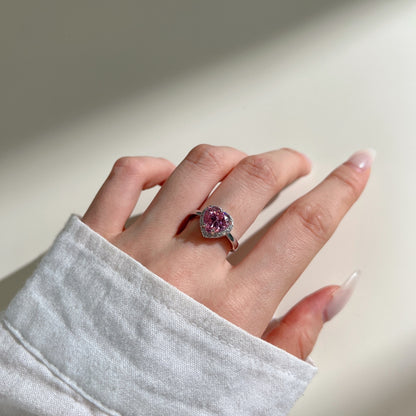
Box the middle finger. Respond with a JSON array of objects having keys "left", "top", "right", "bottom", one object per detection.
[{"left": 180, "top": 148, "right": 311, "bottom": 254}]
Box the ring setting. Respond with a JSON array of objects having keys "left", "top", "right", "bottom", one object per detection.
[{"left": 194, "top": 205, "right": 239, "bottom": 252}]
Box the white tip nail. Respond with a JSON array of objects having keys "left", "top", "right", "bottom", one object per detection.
[
  {"left": 346, "top": 149, "right": 377, "bottom": 171},
  {"left": 323, "top": 270, "right": 361, "bottom": 322}
]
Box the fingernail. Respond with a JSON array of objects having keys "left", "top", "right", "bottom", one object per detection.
[
  {"left": 346, "top": 149, "right": 376, "bottom": 171},
  {"left": 323, "top": 270, "right": 361, "bottom": 322}
]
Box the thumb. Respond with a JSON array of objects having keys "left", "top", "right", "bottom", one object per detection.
[{"left": 262, "top": 271, "right": 360, "bottom": 360}]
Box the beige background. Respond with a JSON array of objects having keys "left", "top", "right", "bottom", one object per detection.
[{"left": 1, "top": 1, "right": 415, "bottom": 414}]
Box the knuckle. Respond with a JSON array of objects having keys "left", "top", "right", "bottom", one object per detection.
[
  {"left": 112, "top": 156, "right": 144, "bottom": 177},
  {"left": 240, "top": 155, "right": 279, "bottom": 189},
  {"left": 297, "top": 328, "right": 315, "bottom": 360},
  {"left": 288, "top": 201, "right": 333, "bottom": 243},
  {"left": 186, "top": 144, "right": 224, "bottom": 170},
  {"left": 331, "top": 168, "right": 362, "bottom": 202}
]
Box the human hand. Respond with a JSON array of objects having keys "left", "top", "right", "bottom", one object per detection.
[{"left": 82, "top": 145, "right": 374, "bottom": 360}]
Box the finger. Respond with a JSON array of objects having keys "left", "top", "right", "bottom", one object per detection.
[
  {"left": 230, "top": 149, "right": 374, "bottom": 331},
  {"left": 130, "top": 144, "right": 247, "bottom": 237},
  {"left": 262, "top": 271, "right": 359, "bottom": 360},
  {"left": 181, "top": 148, "right": 311, "bottom": 254},
  {"left": 262, "top": 286, "right": 337, "bottom": 360},
  {"left": 82, "top": 156, "right": 175, "bottom": 237}
]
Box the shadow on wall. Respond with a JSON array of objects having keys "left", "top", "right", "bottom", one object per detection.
[
  {"left": 0, "top": 0, "right": 367, "bottom": 155},
  {"left": 0, "top": 255, "right": 42, "bottom": 311},
  {"left": 345, "top": 364, "right": 416, "bottom": 416},
  {"left": 368, "top": 379, "right": 416, "bottom": 416}
]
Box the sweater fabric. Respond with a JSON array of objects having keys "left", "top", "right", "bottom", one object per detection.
[{"left": 0, "top": 215, "right": 317, "bottom": 415}]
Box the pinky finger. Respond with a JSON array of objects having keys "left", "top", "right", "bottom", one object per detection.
[
  {"left": 82, "top": 156, "right": 176, "bottom": 237},
  {"left": 262, "top": 271, "right": 360, "bottom": 360}
]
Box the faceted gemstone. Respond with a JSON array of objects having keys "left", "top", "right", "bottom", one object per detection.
[{"left": 202, "top": 206, "right": 232, "bottom": 236}]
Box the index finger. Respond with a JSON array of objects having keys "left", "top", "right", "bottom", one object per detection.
[{"left": 228, "top": 149, "right": 375, "bottom": 335}]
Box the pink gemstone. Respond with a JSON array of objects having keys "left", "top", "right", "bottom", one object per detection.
[{"left": 203, "top": 206, "right": 231, "bottom": 235}]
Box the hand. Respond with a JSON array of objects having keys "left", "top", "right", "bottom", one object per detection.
[{"left": 81, "top": 145, "right": 373, "bottom": 360}]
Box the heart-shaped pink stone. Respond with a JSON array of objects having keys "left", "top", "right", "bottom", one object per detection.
[{"left": 200, "top": 205, "right": 233, "bottom": 238}]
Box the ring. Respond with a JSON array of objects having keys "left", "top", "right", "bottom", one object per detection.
[{"left": 193, "top": 205, "right": 239, "bottom": 252}]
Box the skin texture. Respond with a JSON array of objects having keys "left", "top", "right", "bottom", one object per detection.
[{"left": 82, "top": 145, "right": 372, "bottom": 360}]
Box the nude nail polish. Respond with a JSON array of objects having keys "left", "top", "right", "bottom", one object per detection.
[
  {"left": 323, "top": 270, "right": 361, "bottom": 322},
  {"left": 346, "top": 149, "right": 376, "bottom": 171}
]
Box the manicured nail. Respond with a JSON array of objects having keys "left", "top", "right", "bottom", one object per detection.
[
  {"left": 346, "top": 149, "right": 376, "bottom": 171},
  {"left": 323, "top": 270, "right": 361, "bottom": 322}
]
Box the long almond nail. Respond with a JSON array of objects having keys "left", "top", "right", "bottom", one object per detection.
[
  {"left": 346, "top": 149, "right": 376, "bottom": 171},
  {"left": 323, "top": 270, "right": 361, "bottom": 322}
]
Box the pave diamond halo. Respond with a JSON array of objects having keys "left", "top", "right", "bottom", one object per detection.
[{"left": 194, "top": 205, "right": 239, "bottom": 252}]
